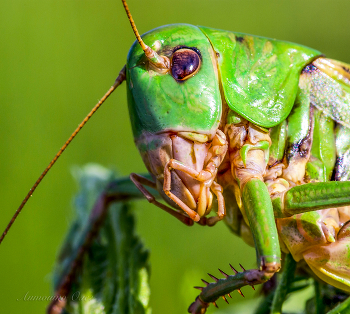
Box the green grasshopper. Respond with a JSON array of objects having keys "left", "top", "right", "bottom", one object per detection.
[
  {"left": 121, "top": 6, "right": 350, "bottom": 312},
  {"left": 2, "top": 0, "right": 350, "bottom": 313}
]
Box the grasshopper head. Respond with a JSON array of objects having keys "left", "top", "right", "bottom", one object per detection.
[
  {"left": 126, "top": 24, "right": 222, "bottom": 141},
  {"left": 126, "top": 24, "right": 225, "bottom": 217}
]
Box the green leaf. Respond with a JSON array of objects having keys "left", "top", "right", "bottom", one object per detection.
[{"left": 52, "top": 164, "right": 151, "bottom": 314}]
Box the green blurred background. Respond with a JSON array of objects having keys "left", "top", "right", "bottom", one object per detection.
[{"left": 1, "top": 1, "right": 350, "bottom": 313}]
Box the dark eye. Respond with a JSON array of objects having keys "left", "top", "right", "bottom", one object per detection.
[
  {"left": 171, "top": 48, "right": 201, "bottom": 81},
  {"left": 338, "top": 220, "right": 350, "bottom": 240}
]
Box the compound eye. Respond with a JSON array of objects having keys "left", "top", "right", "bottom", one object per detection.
[
  {"left": 171, "top": 48, "right": 201, "bottom": 81},
  {"left": 338, "top": 220, "right": 350, "bottom": 240}
]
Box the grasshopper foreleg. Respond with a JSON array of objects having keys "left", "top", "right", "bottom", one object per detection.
[{"left": 188, "top": 265, "right": 273, "bottom": 314}]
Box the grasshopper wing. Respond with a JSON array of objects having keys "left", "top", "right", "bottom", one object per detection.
[{"left": 311, "top": 58, "right": 350, "bottom": 129}]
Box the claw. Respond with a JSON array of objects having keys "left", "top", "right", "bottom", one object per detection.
[
  {"left": 208, "top": 273, "right": 219, "bottom": 282},
  {"left": 218, "top": 268, "right": 229, "bottom": 278},
  {"left": 229, "top": 263, "right": 238, "bottom": 274}
]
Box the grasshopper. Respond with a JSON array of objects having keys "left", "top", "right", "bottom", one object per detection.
[{"left": 2, "top": 0, "right": 350, "bottom": 314}]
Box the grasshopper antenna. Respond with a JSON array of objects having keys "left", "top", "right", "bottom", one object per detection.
[
  {"left": 121, "top": 0, "right": 170, "bottom": 71},
  {"left": 0, "top": 66, "right": 126, "bottom": 245}
]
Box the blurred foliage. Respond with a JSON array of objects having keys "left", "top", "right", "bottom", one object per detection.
[{"left": 53, "top": 164, "right": 151, "bottom": 314}]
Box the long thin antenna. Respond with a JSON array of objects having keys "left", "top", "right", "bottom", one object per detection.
[
  {"left": 121, "top": 0, "right": 169, "bottom": 70},
  {"left": 0, "top": 66, "right": 126, "bottom": 245}
]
